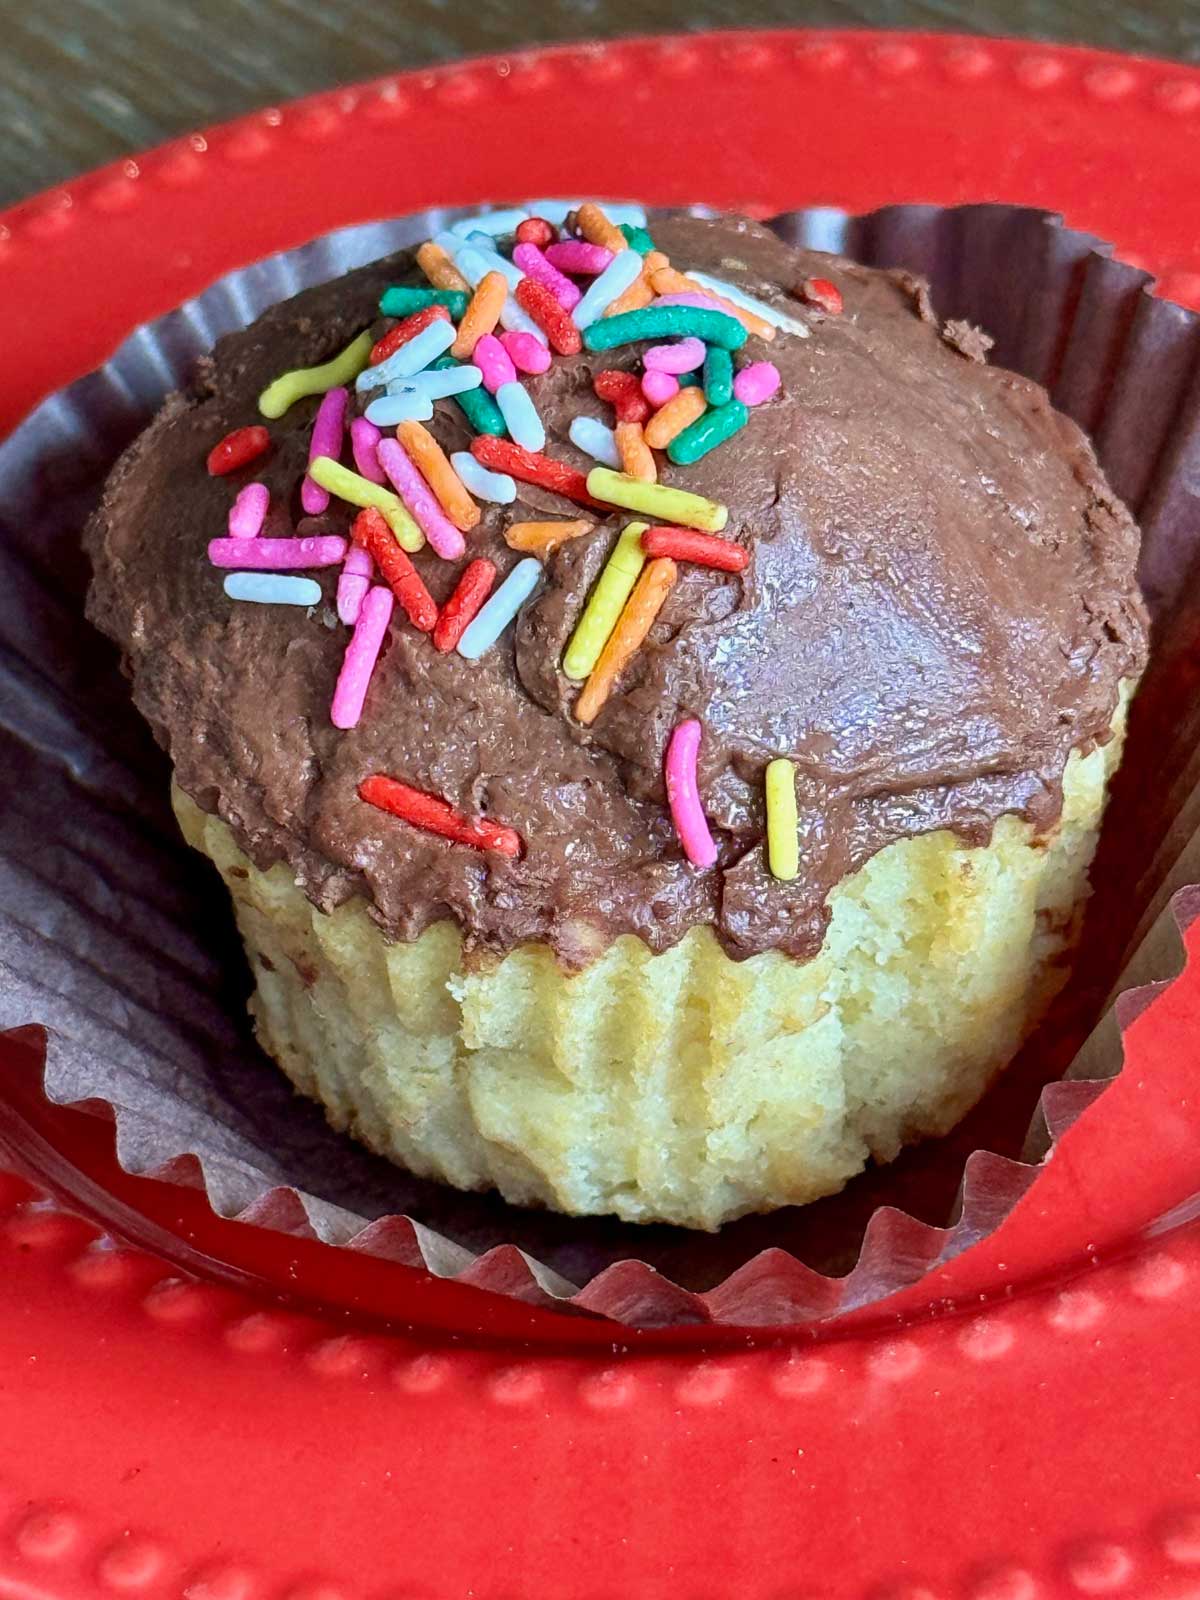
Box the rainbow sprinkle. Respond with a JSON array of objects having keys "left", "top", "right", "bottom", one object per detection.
[{"left": 214, "top": 199, "right": 822, "bottom": 882}]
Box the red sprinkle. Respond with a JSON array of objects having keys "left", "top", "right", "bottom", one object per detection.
[
  {"left": 352, "top": 508, "right": 437, "bottom": 632},
  {"left": 360, "top": 773, "right": 522, "bottom": 859},
  {"left": 594, "top": 369, "right": 651, "bottom": 425},
  {"left": 515, "top": 277, "right": 583, "bottom": 355},
  {"left": 799, "top": 277, "right": 844, "bottom": 315},
  {"left": 641, "top": 526, "right": 750, "bottom": 572},
  {"left": 433, "top": 558, "right": 496, "bottom": 653},
  {"left": 206, "top": 425, "right": 270, "bottom": 476},
  {"left": 470, "top": 437, "right": 604, "bottom": 508},
  {"left": 516, "top": 216, "right": 556, "bottom": 249},
  {"left": 370, "top": 304, "right": 451, "bottom": 365}
]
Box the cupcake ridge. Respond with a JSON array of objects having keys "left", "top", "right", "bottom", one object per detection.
[{"left": 85, "top": 205, "right": 1147, "bottom": 970}]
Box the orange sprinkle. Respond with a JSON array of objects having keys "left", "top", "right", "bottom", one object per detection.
[
  {"left": 643, "top": 250, "right": 671, "bottom": 275},
  {"left": 616, "top": 421, "right": 656, "bottom": 483},
  {"left": 505, "top": 519, "right": 595, "bottom": 556},
  {"left": 575, "top": 557, "right": 677, "bottom": 725},
  {"left": 605, "top": 270, "right": 654, "bottom": 318},
  {"left": 643, "top": 386, "right": 708, "bottom": 450},
  {"left": 451, "top": 270, "right": 508, "bottom": 358},
  {"left": 416, "top": 240, "right": 470, "bottom": 293},
  {"left": 576, "top": 202, "right": 628, "bottom": 256},
  {"left": 396, "top": 420, "right": 480, "bottom": 532},
  {"left": 649, "top": 266, "right": 777, "bottom": 342}
]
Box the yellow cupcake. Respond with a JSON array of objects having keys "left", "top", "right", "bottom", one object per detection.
[{"left": 86, "top": 208, "right": 1149, "bottom": 1228}]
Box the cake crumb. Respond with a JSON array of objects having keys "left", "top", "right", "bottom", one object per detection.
[{"left": 942, "top": 318, "right": 994, "bottom": 362}]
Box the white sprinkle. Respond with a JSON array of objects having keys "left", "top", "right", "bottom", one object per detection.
[
  {"left": 495, "top": 382, "right": 545, "bottom": 450},
  {"left": 598, "top": 202, "right": 648, "bottom": 227},
  {"left": 451, "top": 452, "right": 517, "bottom": 504},
  {"left": 524, "top": 199, "right": 579, "bottom": 226},
  {"left": 573, "top": 248, "right": 645, "bottom": 330},
  {"left": 448, "top": 208, "right": 530, "bottom": 240},
  {"left": 364, "top": 390, "right": 435, "bottom": 425},
  {"left": 356, "top": 319, "right": 456, "bottom": 390},
  {"left": 496, "top": 295, "right": 549, "bottom": 345},
  {"left": 569, "top": 415, "right": 621, "bottom": 469},
  {"left": 223, "top": 572, "right": 322, "bottom": 606},
  {"left": 457, "top": 558, "right": 542, "bottom": 661},
  {"left": 687, "top": 271, "right": 812, "bottom": 337},
  {"left": 433, "top": 229, "right": 465, "bottom": 260},
  {"left": 449, "top": 239, "right": 547, "bottom": 345},
  {"left": 456, "top": 242, "right": 523, "bottom": 294},
  {"left": 390, "top": 365, "right": 482, "bottom": 399},
  {"left": 526, "top": 199, "right": 647, "bottom": 227}
]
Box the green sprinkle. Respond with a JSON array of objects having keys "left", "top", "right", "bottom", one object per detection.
[
  {"left": 379, "top": 286, "right": 470, "bottom": 318},
  {"left": 583, "top": 306, "right": 747, "bottom": 353},
  {"left": 677, "top": 370, "right": 701, "bottom": 389},
  {"left": 430, "top": 355, "right": 507, "bottom": 436},
  {"left": 666, "top": 399, "right": 749, "bottom": 466},
  {"left": 702, "top": 346, "right": 733, "bottom": 406},
  {"left": 619, "top": 223, "right": 656, "bottom": 255}
]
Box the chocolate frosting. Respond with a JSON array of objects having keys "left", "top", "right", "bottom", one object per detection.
[{"left": 84, "top": 211, "right": 1148, "bottom": 969}]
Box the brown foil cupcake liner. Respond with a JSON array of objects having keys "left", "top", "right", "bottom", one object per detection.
[{"left": 2, "top": 201, "right": 1198, "bottom": 1327}]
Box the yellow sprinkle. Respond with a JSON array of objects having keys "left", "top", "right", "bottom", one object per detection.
[
  {"left": 586, "top": 468, "right": 728, "bottom": 533},
  {"left": 764, "top": 759, "right": 799, "bottom": 882},
  {"left": 307, "top": 456, "right": 425, "bottom": 552},
  {"left": 257, "top": 331, "right": 373, "bottom": 419},
  {"left": 562, "top": 523, "right": 647, "bottom": 681}
]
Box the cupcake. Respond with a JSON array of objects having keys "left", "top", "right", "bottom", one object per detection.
[{"left": 84, "top": 204, "right": 1147, "bottom": 1230}]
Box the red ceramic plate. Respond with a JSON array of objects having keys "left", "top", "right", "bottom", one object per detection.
[{"left": 3, "top": 29, "right": 1200, "bottom": 1600}]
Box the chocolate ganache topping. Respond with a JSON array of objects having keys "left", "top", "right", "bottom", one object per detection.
[{"left": 85, "top": 210, "right": 1148, "bottom": 969}]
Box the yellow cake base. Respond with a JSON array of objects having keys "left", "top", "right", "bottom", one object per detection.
[{"left": 174, "top": 694, "right": 1125, "bottom": 1229}]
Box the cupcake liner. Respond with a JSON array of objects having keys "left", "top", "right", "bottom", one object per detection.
[{"left": 2, "top": 201, "right": 1198, "bottom": 1327}]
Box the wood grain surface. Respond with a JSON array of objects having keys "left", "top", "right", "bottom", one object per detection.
[{"left": 5, "top": 1, "right": 1200, "bottom": 206}]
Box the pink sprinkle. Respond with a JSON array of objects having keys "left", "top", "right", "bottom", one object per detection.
[
  {"left": 337, "top": 545, "right": 374, "bottom": 626},
  {"left": 544, "top": 240, "right": 613, "bottom": 276},
  {"left": 733, "top": 361, "right": 782, "bottom": 407},
  {"left": 207, "top": 535, "right": 347, "bottom": 569},
  {"left": 513, "top": 241, "right": 582, "bottom": 311},
  {"left": 301, "top": 387, "right": 349, "bottom": 514},
  {"left": 665, "top": 719, "right": 717, "bottom": 869},
  {"left": 471, "top": 332, "right": 518, "bottom": 394},
  {"left": 376, "top": 437, "right": 466, "bottom": 562},
  {"left": 641, "top": 369, "right": 680, "bottom": 407},
  {"left": 654, "top": 291, "right": 732, "bottom": 315},
  {"left": 643, "top": 337, "right": 706, "bottom": 374},
  {"left": 500, "top": 330, "right": 551, "bottom": 375},
  {"left": 331, "top": 585, "right": 394, "bottom": 729},
  {"left": 350, "top": 417, "right": 386, "bottom": 483},
  {"left": 228, "top": 482, "right": 269, "bottom": 539}
]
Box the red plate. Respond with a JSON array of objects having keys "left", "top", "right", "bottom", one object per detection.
[{"left": 4, "top": 30, "right": 1200, "bottom": 1600}]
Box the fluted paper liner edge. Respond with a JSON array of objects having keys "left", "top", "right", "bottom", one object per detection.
[{"left": 2, "top": 201, "right": 1198, "bottom": 1327}]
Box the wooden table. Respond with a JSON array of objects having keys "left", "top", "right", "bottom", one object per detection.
[{"left": 5, "top": 0, "right": 1200, "bottom": 207}]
